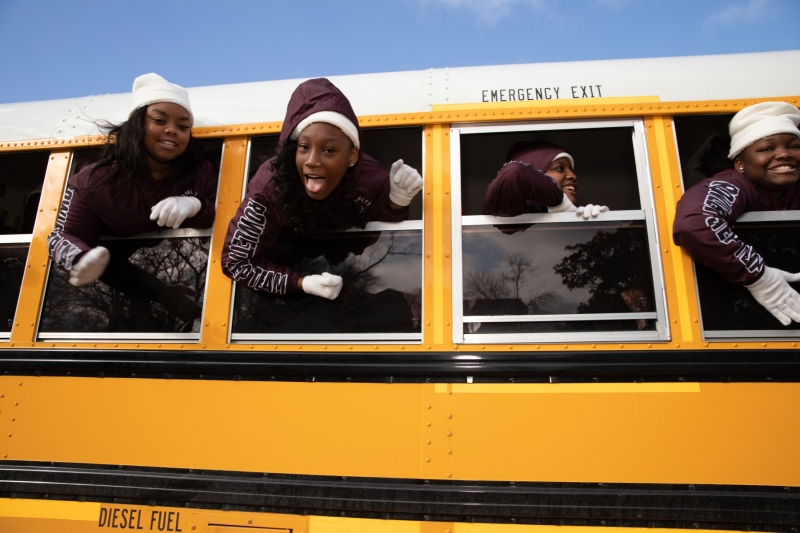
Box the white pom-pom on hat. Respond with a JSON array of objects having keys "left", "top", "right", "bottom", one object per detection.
[
  {"left": 130, "top": 73, "right": 193, "bottom": 124},
  {"left": 728, "top": 101, "right": 800, "bottom": 160},
  {"left": 290, "top": 111, "right": 360, "bottom": 149}
]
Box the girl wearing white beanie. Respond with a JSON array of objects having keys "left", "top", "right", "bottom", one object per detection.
[
  {"left": 674, "top": 101, "right": 800, "bottom": 326},
  {"left": 47, "top": 73, "right": 218, "bottom": 323}
]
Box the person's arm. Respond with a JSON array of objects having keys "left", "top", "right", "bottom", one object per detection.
[
  {"left": 482, "top": 161, "right": 564, "bottom": 216},
  {"left": 179, "top": 159, "right": 218, "bottom": 229},
  {"left": 220, "top": 167, "right": 300, "bottom": 295},
  {"left": 47, "top": 184, "right": 102, "bottom": 272},
  {"left": 673, "top": 177, "right": 763, "bottom": 286},
  {"left": 673, "top": 176, "right": 800, "bottom": 325}
]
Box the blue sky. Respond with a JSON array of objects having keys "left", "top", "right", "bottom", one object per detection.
[{"left": 0, "top": 0, "right": 798, "bottom": 104}]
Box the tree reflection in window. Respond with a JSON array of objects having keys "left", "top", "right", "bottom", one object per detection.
[
  {"left": 233, "top": 231, "right": 422, "bottom": 335},
  {"left": 554, "top": 224, "right": 654, "bottom": 324},
  {"left": 40, "top": 237, "right": 209, "bottom": 334}
]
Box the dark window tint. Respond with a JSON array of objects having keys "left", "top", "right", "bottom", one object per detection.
[
  {"left": 0, "top": 151, "right": 50, "bottom": 234},
  {"left": 39, "top": 237, "right": 209, "bottom": 334},
  {"left": 674, "top": 114, "right": 735, "bottom": 190},
  {"left": 697, "top": 222, "right": 800, "bottom": 335},
  {"left": 0, "top": 244, "right": 28, "bottom": 333},
  {"left": 460, "top": 127, "right": 640, "bottom": 216},
  {"left": 247, "top": 128, "right": 423, "bottom": 219},
  {"left": 232, "top": 230, "right": 421, "bottom": 335}
]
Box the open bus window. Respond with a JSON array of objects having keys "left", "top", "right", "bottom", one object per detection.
[
  {"left": 0, "top": 150, "right": 50, "bottom": 339},
  {"left": 694, "top": 217, "right": 800, "bottom": 339},
  {"left": 452, "top": 120, "right": 669, "bottom": 343},
  {"left": 230, "top": 129, "right": 423, "bottom": 342},
  {"left": 36, "top": 142, "right": 222, "bottom": 342},
  {"left": 674, "top": 115, "right": 800, "bottom": 339}
]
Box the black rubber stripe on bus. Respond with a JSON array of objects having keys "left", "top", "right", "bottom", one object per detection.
[
  {"left": 0, "top": 349, "right": 799, "bottom": 383},
  {"left": 0, "top": 462, "right": 797, "bottom": 531}
]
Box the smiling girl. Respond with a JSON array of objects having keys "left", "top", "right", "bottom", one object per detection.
[
  {"left": 482, "top": 140, "right": 606, "bottom": 219},
  {"left": 222, "top": 78, "right": 423, "bottom": 300},
  {"left": 673, "top": 102, "right": 800, "bottom": 325},
  {"left": 47, "top": 73, "right": 218, "bottom": 319}
]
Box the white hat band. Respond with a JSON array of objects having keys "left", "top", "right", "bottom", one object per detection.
[
  {"left": 290, "top": 111, "right": 360, "bottom": 149},
  {"left": 552, "top": 152, "right": 575, "bottom": 170},
  {"left": 130, "top": 73, "right": 193, "bottom": 124}
]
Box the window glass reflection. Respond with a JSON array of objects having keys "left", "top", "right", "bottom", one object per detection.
[
  {"left": 462, "top": 222, "right": 655, "bottom": 318},
  {"left": 39, "top": 237, "right": 209, "bottom": 334},
  {"left": 697, "top": 222, "right": 800, "bottom": 333},
  {"left": 0, "top": 244, "right": 28, "bottom": 333},
  {"left": 232, "top": 230, "right": 421, "bottom": 335}
]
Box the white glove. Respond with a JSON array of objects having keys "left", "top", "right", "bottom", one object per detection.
[
  {"left": 576, "top": 204, "right": 609, "bottom": 220},
  {"left": 150, "top": 196, "right": 202, "bottom": 229},
  {"left": 388, "top": 159, "right": 423, "bottom": 206},
  {"left": 745, "top": 265, "right": 800, "bottom": 326},
  {"left": 302, "top": 272, "right": 343, "bottom": 300},
  {"left": 547, "top": 194, "right": 578, "bottom": 213},
  {"left": 69, "top": 246, "right": 110, "bottom": 286}
]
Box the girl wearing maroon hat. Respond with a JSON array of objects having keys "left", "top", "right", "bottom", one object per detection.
[
  {"left": 482, "top": 140, "right": 606, "bottom": 218},
  {"left": 222, "top": 78, "right": 423, "bottom": 300}
]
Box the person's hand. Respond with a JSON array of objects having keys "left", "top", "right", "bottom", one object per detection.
[
  {"left": 388, "top": 159, "right": 423, "bottom": 206},
  {"left": 547, "top": 194, "right": 578, "bottom": 213},
  {"left": 69, "top": 246, "right": 110, "bottom": 286},
  {"left": 302, "top": 272, "right": 343, "bottom": 300},
  {"left": 576, "top": 204, "right": 609, "bottom": 220},
  {"left": 150, "top": 196, "right": 202, "bottom": 228},
  {"left": 745, "top": 266, "right": 800, "bottom": 325}
]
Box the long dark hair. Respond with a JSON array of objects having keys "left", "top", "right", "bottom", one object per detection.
[
  {"left": 272, "top": 138, "right": 369, "bottom": 236},
  {"left": 86, "top": 106, "right": 205, "bottom": 207}
]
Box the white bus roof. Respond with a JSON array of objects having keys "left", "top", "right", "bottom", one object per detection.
[{"left": 0, "top": 50, "right": 798, "bottom": 143}]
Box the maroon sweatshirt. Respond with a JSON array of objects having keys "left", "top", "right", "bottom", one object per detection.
[
  {"left": 221, "top": 78, "right": 409, "bottom": 294},
  {"left": 48, "top": 159, "right": 217, "bottom": 271},
  {"left": 482, "top": 141, "right": 566, "bottom": 216},
  {"left": 673, "top": 168, "right": 800, "bottom": 285}
]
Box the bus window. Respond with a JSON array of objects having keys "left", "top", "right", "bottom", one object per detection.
[
  {"left": 37, "top": 142, "right": 223, "bottom": 342},
  {"left": 0, "top": 150, "right": 50, "bottom": 339},
  {"left": 452, "top": 120, "right": 668, "bottom": 343},
  {"left": 230, "top": 128, "right": 423, "bottom": 342},
  {"left": 675, "top": 114, "right": 800, "bottom": 339}
]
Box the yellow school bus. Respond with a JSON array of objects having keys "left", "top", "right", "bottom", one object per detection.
[{"left": 0, "top": 50, "right": 798, "bottom": 532}]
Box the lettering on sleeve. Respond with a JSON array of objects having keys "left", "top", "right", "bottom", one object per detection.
[
  {"left": 702, "top": 181, "right": 763, "bottom": 274},
  {"left": 224, "top": 198, "right": 289, "bottom": 294},
  {"left": 47, "top": 186, "right": 83, "bottom": 271}
]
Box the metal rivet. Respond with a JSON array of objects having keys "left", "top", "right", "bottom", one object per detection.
[
  {"left": 447, "top": 414, "right": 452, "bottom": 419},
  {"left": 427, "top": 404, "right": 431, "bottom": 409}
]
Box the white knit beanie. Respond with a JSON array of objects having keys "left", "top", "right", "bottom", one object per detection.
[
  {"left": 130, "top": 73, "right": 193, "bottom": 124},
  {"left": 728, "top": 102, "right": 800, "bottom": 159},
  {"left": 290, "top": 111, "right": 360, "bottom": 149}
]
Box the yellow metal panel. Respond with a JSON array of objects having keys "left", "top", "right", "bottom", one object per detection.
[
  {"left": 0, "top": 498, "right": 99, "bottom": 521},
  {"left": 645, "top": 116, "right": 701, "bottom": 344},
  {"left": 423, "top": 125, "right": 453, "bottom": 347},
  {"left": 0, "top": 376, "right": 422, "bottom": 479},
  {"left": 437, "top": 382, "right": 800, "bottom": 485},
  {"left": 202, "top": 137, "right": 248, "bottom": 345},
  {"left": 310, "top": 515, "right": 420, "bottom": 533},
  {"left": 11, "top": 150, "right": 71, "bottom": 343}
]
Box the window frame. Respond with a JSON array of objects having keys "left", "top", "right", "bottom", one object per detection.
[
  {"left": 450, "top": 118, "right": 670, "bottom": 344},
  {"left": 227, "top": 133, "right": 426, "bottom": 344},
  {"left": 34, "top": 144, "right": 224, "bottom": 343}
]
